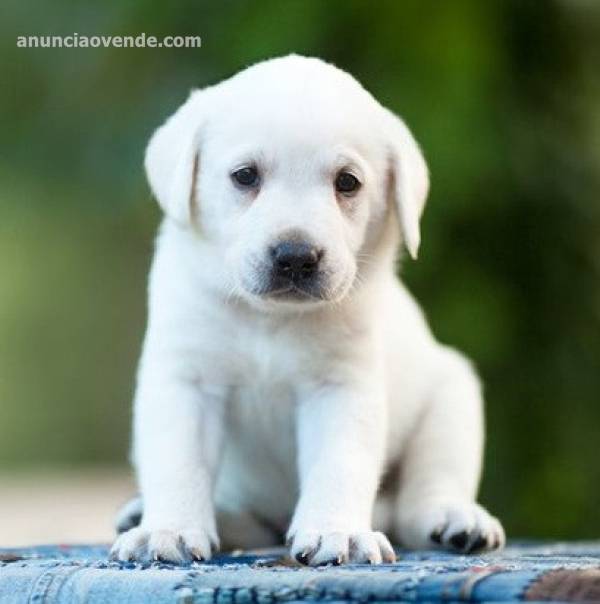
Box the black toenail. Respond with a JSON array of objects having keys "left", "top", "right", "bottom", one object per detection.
[
  {"left": 318, "top": 556, "right": 342, "bottom": 567},
  {"left": 450, "top": 531, "right": 469, "bottom": 550},
  {"left": 468, "top": 534, "right": 487, "bottom": 553},
  {"left": 295, "top": 551, "right": 310, "bottom": 565}
]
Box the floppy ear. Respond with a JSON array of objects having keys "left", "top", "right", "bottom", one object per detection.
[
  {"left": 144, "top": 89, "right": 208, "bottom": 225},
  {"left": 383, "top": 108, "right": 430, "bottom": 259}
]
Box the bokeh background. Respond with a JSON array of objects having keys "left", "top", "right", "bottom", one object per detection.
[{"left": 1, "top": 0, "right": 599, "bottom": 543}]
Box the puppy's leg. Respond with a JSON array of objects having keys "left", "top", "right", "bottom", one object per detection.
[
  {"left": 395, "top": 348, "right": 505, "bottom": 553},
  {"left": 111, "top": 373, "right": 225, "bottom": 563},
  {"left": 287, "top": 380, "right": 395, "bottom": 566}
]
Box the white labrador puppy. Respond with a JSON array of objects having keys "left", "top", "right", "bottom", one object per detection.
[{"left": 111, "top": 55, "right": 505, "bottom": 566}]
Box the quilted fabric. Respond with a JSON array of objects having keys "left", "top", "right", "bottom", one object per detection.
[{"left": 1, "top": 542, "right": 600, "bottom": 603}]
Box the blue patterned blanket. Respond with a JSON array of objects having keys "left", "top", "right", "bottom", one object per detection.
[{"left": 1, "top": 542, "right": 600, "bottom": 603}]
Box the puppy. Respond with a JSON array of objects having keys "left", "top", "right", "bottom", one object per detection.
[{"left": 111, "top": 55, "right": 505, "bottom": 565}]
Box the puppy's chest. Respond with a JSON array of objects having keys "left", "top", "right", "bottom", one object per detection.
[{"left": 196, "top": 315, "right": 326, "bottom": 390}]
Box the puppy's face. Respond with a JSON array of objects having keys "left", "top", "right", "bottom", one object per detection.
[
  {"left": 199, "top": 106, "right": 385, "bottom": 308},
  {"left": 146, "top": 56, "right": 429, "bottom": 310}
]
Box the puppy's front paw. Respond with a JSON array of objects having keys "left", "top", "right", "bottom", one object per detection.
[
  {"left": 402, "top": 500, "right": 505, "bottom": 554},
  {"left": 288, "top": 530, "right": 396, "bottom": 566},
  {"left": 110, "top": 526, "right": 217, "bottom": 564}
]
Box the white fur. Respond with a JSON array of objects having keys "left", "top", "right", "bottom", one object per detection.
[{"left": 111, "top": 55, "right": 504, "bottom": 565}]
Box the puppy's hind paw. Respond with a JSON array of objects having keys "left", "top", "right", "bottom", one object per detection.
[
  {"left": 402, "top": 500, "right": 505, "bottom": 554},
  {"left": 115, "top": 495, "right": 143, "bottom": 534}
]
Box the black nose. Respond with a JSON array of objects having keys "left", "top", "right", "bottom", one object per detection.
[{"left": 271, "top": 241, "right": 322, "bottom": 281}]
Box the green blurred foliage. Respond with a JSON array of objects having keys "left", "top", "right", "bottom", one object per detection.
[{"left": 1, "top": 0, "right": 599, "bottom": 539}]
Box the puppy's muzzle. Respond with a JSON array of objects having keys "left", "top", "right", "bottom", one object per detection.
[{"left": 267, "top": 240, "right": 325, "bottom": 299}]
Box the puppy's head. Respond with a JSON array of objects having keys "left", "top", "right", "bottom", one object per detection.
[{"left": 146, "top": 55, "right": 428, "bottom": 310}]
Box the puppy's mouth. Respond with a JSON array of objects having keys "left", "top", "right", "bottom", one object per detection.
[
  {"left": 266, "top": 283, "right": 325, "bottom": 302},
  {"left": 239, "top": 271, "right": 330, "bottom": 305},
  {"left": 237, "top": 257, "right": 355, "bottom": 308}
]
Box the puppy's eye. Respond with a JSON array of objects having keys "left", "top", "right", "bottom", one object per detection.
[
  {"left": 335, "top": 171, "right": 361, "bottom": 195},
  {"left": 232, "top": 166, "right": 260, "bottom": 188}
]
